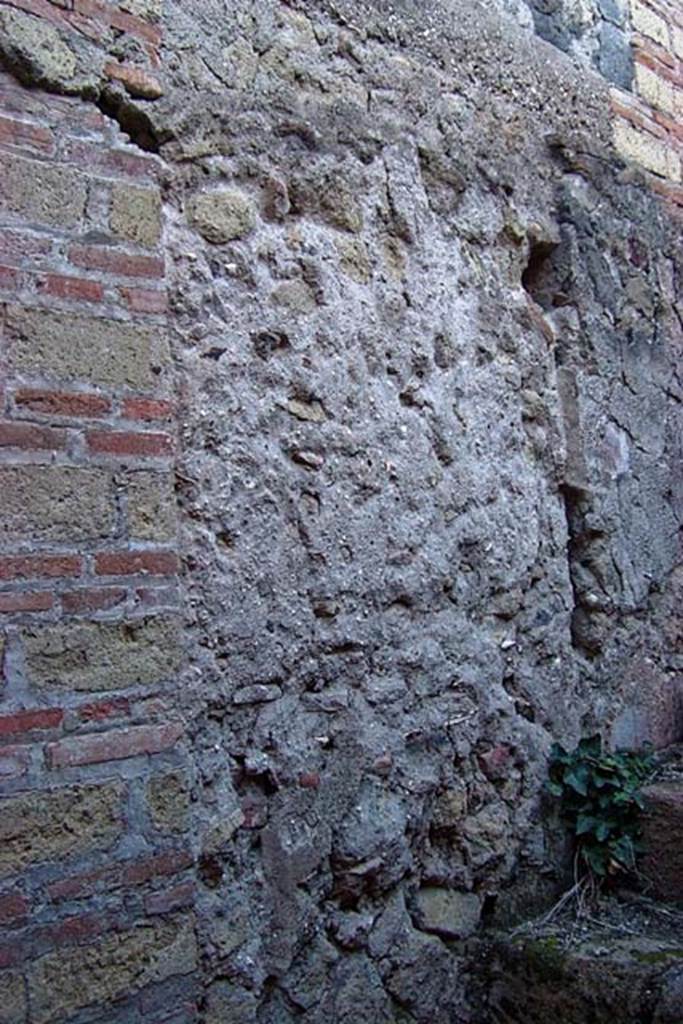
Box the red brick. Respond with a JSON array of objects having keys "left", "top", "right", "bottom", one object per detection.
[
  {"left": 0, "top": 891, "right": 28, "bottom": 925},
  {"left": 14, "top": 388, "right": 111, "bottom": 418},
  {"left": 42, "top": 910, "right": 111, "bottom": 948},
  {"left": 299, "top": 772, "right": 320, "bottom": 789},
  {"left": 66, "top": 4, "right": 108, "bottom": 42},
  {"left": 47, "top": 721, "right": 184, "bottom": 768},
  {"left": 651, "top": 107, "right": 683, "bottom": 142},
  {"left": 611, "top": 94, "right": 669, "bottom": 140},
  {"left": 0, "top": 264, "right": 20, "bottom": 290},
  {"left": 109, "top": 5, "right": 162, "bottom": 44},
  {"left": 0, "top": 76, "right": 86, "bottom": 125},
  {"left": 8, "top": 0, "right": 72, "bottom": 29},
  {"left": 119, "top": 286, "right": 167, "bottom": 314},
  {"left": 48, "top": 865, "right": 117, "bottom": 901},
  {"left": 68, "top": 244, "right": 164, "bottom": 280},
  {"left": 95, "top": 550, "right": 178, "bottom": 576},
  {"left": 69, "top": 0, "right": 160, "bottom": 43},
  {"left": 0, "top": 591, "right": 54, "bottom": 613},
  {"left": 104, "top": 61, "right": 163, "bottom": 100},
  {"left": 0, "top": 113, "right": 53, "bottom": 153},
  {"left": 62, "top": 587, "right": 127, "bottom": 613},
  {"left": 9, "top": 0, "right": 70, "bottom": 26},
  {"left": 145, "top": 880, "right": 195, "bottom": 916},
  {"left": 0, "top": 554, "right": 82, "bottom": 581},
  {"left": 70, "top": 0, "right": 107, "bottom": 20},
  {"left": 649, "top": 174, "right": 683, "bottom": 207},
  {"left": 0, "top": 421, "right": 66, "bottom": 450},
  {"left": 635, "top": 44, "right": 680, "bottom": 81},
  {"left": 61, "top": 139, "right": 159, "bottom": 181},
  {"left": 87, "top": 430, "right": 173, "bottom": 457},
  {"left": 123, "top": 848, "right": 193, "bottom": 885},
  {"left": 78, "top": 696, "right": 130, "bottom": 722},
  {"left": 0, "top": 745, "right": 31, "bottom": 778},
  {"left": 122, "top": 397, "right": 174, "bottom": 422},
  {"left": 39, "top": 273, "right": 104, "bottom": 303},
  {"left": 0, "top": 707, "right": 63, "bottom": 736},
  {"left": 633, "top": 31, "right": 677, "bottom": 71}
]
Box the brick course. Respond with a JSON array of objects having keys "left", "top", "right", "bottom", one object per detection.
[
  {"left": 611, "top": 1, "right": 683, "bottom": 207},
  {"left": 46, "top": 721, "right": 184, "bottom": 768},
  {"left": 95, "top": 550, "right": 179, "bottom": 576},
  {"left": 0, "top": 708, "right": 64, "bottom": 735},
  {"left": 13, "top": 388, "right": 112, "bottom": 418},
  {"left": 0, "top": 55, "right": 192, "bottom": 1022},
  {"left": 87, "top": 428, "right": 174, "bottom": 458},
  {"left": 61, "top": 586, "right": 127, "bottom": 613}
]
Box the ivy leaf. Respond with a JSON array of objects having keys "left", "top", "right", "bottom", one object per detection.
[
  {"left": 595, "top": 820, "right": 612, "bottom": 842},
  {"left": 546, "top": 735, "right": 651, "bottom": 882},
  {"left": 611, "top": 835, "right": 636, "bottom": 868},
  {"left": 563, "top": 765, "right": 589, "bottom": 796},
  {"left": 578, "top": 735, "right": 602, "bottom": 758},
  {"left": 575, "top": 814, "right": 597, "bottom": 836},
  {"left": 582, "top": 845, "right": 607, "bottom": 876},
  {"left": 593, "top": 772, "right": 618, "bottom": 789}
]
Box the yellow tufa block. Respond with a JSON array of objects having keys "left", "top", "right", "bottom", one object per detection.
[{"left": 613, "top": 117, "right": 682, "bottom": 182}]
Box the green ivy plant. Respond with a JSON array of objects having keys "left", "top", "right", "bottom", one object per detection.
[{"left": 547, "top": 734, "right": 655, "bottom": 880}]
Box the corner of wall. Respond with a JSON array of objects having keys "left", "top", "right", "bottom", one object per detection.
[{"left": 0, "top": 4, "right": 198, "bottom": 1022}]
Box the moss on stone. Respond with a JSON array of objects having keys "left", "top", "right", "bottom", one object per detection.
[
  {"left": 519, "top": 936, "right": 568, "bottom": 983},
  {"left": 633, "top": 948, "right": 683, "bottom": 964}
]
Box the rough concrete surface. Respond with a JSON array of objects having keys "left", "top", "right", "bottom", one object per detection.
[{"left": 155, "top": 1, "right": 681, "bottom": 1019}]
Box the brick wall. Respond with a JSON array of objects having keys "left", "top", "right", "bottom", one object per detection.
[
  {"left": 0, "top": 0, "right": 163, "bottom": 104},
  {"left": 503, "top": 0, "right": 682, "bottom": 211},
  {"left": 0, "top": 54, "right": 197, "bottom": 1024},
  {"left": 611, "top": 0, "right": 683, "bottom": 210}
]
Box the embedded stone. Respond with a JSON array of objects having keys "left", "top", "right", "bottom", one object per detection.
[
  {"left": 23, "top": 617, "right": 182, "bottom": 692},
  {"left": 0, "top": 783, "right": 123, "bottom": 876},
  {"left": 414, "top": 888, "right": 481, "bottom": 939},
  {"left": 6, "top": 306, "right": 166, "bottom": 391},
  {"left": 285, "top": 398, "right": 326, "bottom": 422},
  {"left": 640, "top": 783, "right": 683, "bottom": 903},
  {"left": 270, "top": 279, "right": 317, "bottom": 313},
  {"left": 336, "top": 238, "right": 372, "bottom": 283},
  {"left": 0, "top": 152, "right": 86, "bottom": 228},
  {"left": 147, "top": 771, "right": 191, "bottom": 834},
  {"left": 28, "top": 916, "right": 197, "bottom": 1024},
  {"left": 233, "top": 684, "right": 282, "bottom": 704},
  {"left": 1, "top": 466, "right": 115, "bottom": 544},
  {"left": 0, "top": 9, "right": 79, "bottom": 89},
  {"left": 111, "top": 184, "right": 162, "bottom": 248},
  {"left": 189, "top": 189, "right": 255, "bottom": 243},
  {"left": 127, "top": 471, "right": 177, "bottom": 542}
]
